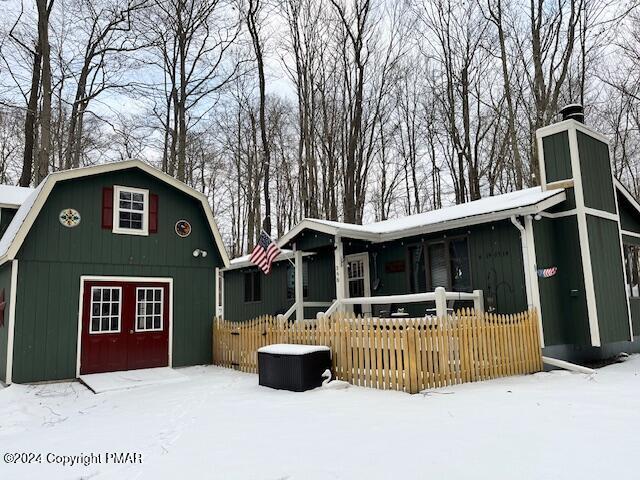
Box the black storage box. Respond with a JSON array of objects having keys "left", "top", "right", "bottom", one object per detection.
[{"left": 257, "top": 344, "right": 331, "bottom": 392}]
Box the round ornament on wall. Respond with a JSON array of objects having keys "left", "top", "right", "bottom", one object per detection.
[
  {"left": 59, "top": 209, "right": 81, "bottom": 228},
  {"left": 175, "top": 220, "right": 192, "bottom": 237}
]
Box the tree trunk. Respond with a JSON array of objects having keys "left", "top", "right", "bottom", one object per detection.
[
  {"left": 19, "top": 47, "right": 42, "bottom": 187},
  {"left": 36, "top": 0, "right": 53, "bottom": 183}
]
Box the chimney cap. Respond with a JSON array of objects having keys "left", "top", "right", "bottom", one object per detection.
[{"left": 559, "top": 104, "right": 584, "bottom": 123}]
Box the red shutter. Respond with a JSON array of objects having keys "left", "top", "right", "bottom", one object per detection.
[
  {"left": 102, "top": 187, "right": 113, "bottom": 229},
  {"left": 149, "top": 193, "right": 159, "bottom": 233}
]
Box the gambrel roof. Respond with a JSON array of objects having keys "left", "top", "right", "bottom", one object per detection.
[{"left": 0, "top": 160, "right": 230, "bottom": 267}]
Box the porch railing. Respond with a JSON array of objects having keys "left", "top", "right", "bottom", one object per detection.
[
  {"left": 281, "top": 301, "right": 333, "bottom": 321},
  {"left": 321, "top": 287, "right": 484, "bottom": 318}
]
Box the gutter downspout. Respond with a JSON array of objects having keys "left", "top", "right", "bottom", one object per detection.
[{"left": 511, "top": 215, "right": 533, "bottom": 310}]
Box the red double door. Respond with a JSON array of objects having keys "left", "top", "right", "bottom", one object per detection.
[{"left": 80, "top": 280, "right": 170, "bottom": 375}]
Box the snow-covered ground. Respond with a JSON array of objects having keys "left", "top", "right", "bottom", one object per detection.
[{"left": 1, "top": 356, "right": 639, "bottom": 480}]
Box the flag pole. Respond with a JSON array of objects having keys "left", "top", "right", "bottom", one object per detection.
[{"left": 262, "top": 229, "right": 296, "bottom": 268}]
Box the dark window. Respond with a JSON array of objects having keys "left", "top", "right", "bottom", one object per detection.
[
  {"left": 624, "top": 244, "right": 640, "bottom": 298},
  {"left": 428, "top": 242, "right": 447, "bottom": 288},
  {"left": 408, "top": 244, "right": 427, "bottom": 293},
  {"left": 407, "top": 237, "right": 472, "bottom": 293},
  {"left": 449, "top": 238, "right": 471, "bottom": 291},
  {"left": 244, "top": 271, "right": 261, "bottom": 302},
  {"left": 287, "top": 263, "right": 309, "bottom": 299}
]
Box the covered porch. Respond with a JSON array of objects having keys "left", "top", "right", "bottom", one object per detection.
[{"left": 278, "top": 226, "right": 485, "bottom": 322}]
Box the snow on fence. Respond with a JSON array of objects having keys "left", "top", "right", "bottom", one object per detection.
[{"left": 212, "top": 309, "right": 543, "bottom": 394}]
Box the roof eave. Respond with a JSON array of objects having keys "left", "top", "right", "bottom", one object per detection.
[{"left": 376, "top": 190, "right": 567, "bottom": 242}]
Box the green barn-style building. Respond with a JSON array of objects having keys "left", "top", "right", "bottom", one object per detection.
[
  {"left": 222, "top": 116, "right": 640, "bottom": 362},
  {"left": 0, "top": 160, "right": 228, "bottom": 384}
]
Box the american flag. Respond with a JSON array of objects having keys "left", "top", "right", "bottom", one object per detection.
[
  {"left": 537, "top": 266, "right": 558, "bottom": 278},
  {"left": 249, "top": 230, "right": 281, "bottom": 274}
]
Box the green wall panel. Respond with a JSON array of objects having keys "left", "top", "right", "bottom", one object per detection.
[
  {"left": 10, "top": 168, "right": 224, "bottom": 383},
  {"left": 578, "top": 132, "right": 617, "bottom": 214},
  {"left": 0, "top": 262, "right": 13, "bottom": 383},
  {"left": 543, "top": 131, "right": 572, "bottom": 183},
  {"left": 223, "top": 249, "right": 336, "bottom": 321},
  {"left": 12, "top": 261, "right": 216, "bottom": 383},
  {"left": 533, "top": 216, "right": 591, "bottom": 346},
  {"left": 586, "top": 214, "right": 631, "bottom": 343}
]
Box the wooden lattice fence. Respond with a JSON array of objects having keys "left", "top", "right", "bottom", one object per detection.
[{"left": 212, "top": 310, "right": 543, "bottom": 394}]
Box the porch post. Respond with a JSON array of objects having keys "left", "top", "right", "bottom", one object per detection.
[
  {"left": 294, "top": 244, "right": 304, "bottom": 321},
  {"left": 334, "top": 235, "right": 345, "bottom": 312}
]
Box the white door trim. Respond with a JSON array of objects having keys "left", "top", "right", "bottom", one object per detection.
[
  {"left": 5, "top": 259, "right": 18, "bottom": 384},
  {"left": 76, "top": 275, "right": 174, "bottom": 378},
  {"left": 344, "top": 253, "right": 372, "bottom": 315}
]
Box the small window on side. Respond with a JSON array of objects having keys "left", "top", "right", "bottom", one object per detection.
[{"left": 244, "top": 270, "right": 261, "bottom": 302}]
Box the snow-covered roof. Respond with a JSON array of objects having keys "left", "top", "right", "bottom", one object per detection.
[
  {"left": 0, "top": 183, "right": 43, "bottom": 260},
  {"left": 279, "top": 186, "right": 567, "bottom": 246},
  {"left": 0, "top": 160, "right": 230, "bottom": 266},
  {"left": 0, "top": 185, "right": 36, "bottom": 208}
]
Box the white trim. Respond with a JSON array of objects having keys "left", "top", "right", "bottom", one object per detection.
[
  {"left": 583, "top": 207, "right": 619, "bottom": 222},
  {"left": 0, "top": 160, "right": 230, "bottom": 267},
  {"left": 76, "top": 275, "right": 174, "bottom": 378},
  {"left": 5, "top": 259, "right": 18, "bottom": 384},
  {"left": 621, "top": 230, "right": 640, "bottom": 239},
  {"left": 567, "top": 126, "right": 601, "bottom": 346},
  {"left": 215, "top": 267, "right": 223, "bottom": 317},
  {"left": 539, "top": 209, "right": 577, "bottom": 219},
  {"left": 524, "top": 216, "right": 544, "bottom": 346},
  {"left": 112, "top": 185, "right": 149, "bottom": 236},
  {"left": 294, "top": 246, "right": 304, "bottom": 322},
  {"left": 344, "top": 252, "right": 372, "bottom": 316},
  {"left": 334, "top": 236, "right": 345, "bottom": 309},
  {"left": 88, "top": 286, "right": 123, "bottom": 334},
  {"left": 134, "top": 287, "right": 164, "bottom": 332}
]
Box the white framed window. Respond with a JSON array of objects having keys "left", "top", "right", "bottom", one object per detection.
[
  {"left": 136, "top": 287, "right": 163, "bottom": 331},
  {"left": 113, "top": 185, "right": 149, "bottom": 236},
  {"left": 90, "top": 287, "right": 122, "bottom": 334}
]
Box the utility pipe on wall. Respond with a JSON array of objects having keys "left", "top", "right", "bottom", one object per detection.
[{"left": 511, "top": 215, "right": 533, "bottom": 310}]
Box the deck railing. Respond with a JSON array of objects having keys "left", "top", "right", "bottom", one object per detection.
[
  {"left": 213, "top": 308, "right": 543, "bottom": 394},
  {"left": 322, "top": 287, "right": 484, "bottom": 318}
]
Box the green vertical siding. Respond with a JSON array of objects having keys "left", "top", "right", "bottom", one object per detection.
[
  {"left": 10, "top": 168, "right": 223, "bottom": 383},
  {"left": 586, "top": 214, "right": 631, "bottom": 343},
  {"left": 533, "top": 216, "right": 591, "bottom": 346},
  {"left": 0, "top": 262, "right": 13, "bottom": 383},
  {"left": 543, "top": 131, "right": 572, "bottom": 182},
  {"left": 223, "top": 249, "right": 336, "bottom": 321},
  {"left": 578, "top": 132, "right": 617, "bottom": 214}
]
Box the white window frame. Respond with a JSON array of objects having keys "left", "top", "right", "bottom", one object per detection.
[
  {"left": 135, "top": 287, "right": 164, "bottom": 332},
  {"left": 113, "top": 185, "right": 149, "bottom": 236},
  {"left": 89, "top": 286, "right": 122, "bottom": 334}
]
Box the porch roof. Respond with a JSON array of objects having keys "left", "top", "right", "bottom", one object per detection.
[{"left": 279, "top": 186, "right": 566, "bottom": 247}]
